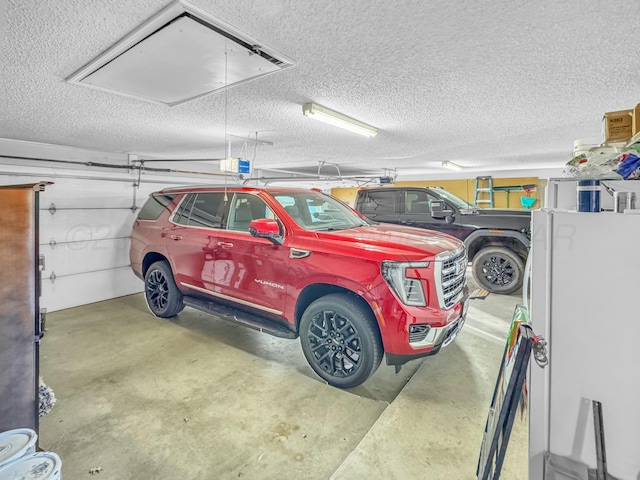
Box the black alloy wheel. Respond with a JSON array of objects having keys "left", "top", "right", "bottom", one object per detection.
[
  {"left": 300, "top": 293, "right": 382, "bottom": 389},
  {"left": 472, "top": 246, "right": 524, "bottom": 295},
  {"left": 144, "top": 260, "right": 184, "bottom": 318}
]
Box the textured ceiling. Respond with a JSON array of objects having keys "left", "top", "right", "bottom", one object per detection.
[{"left": 1, "top": 0, "right": 639, "bottom": 182}]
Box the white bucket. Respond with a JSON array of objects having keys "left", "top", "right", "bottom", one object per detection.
[
  {"left": 613, "top": 191, "right": 637, "bottom": 213},
  {"left": 0, "top": 452, "right": 62, "bottom": 480},
  {"left": 0, "top": 428, "right": 38, "bottom": 469}
]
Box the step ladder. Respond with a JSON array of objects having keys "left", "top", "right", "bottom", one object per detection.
[{"left": 474, "top": 176, "right": 494, "bottom": 208}]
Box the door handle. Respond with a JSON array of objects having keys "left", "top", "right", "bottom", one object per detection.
[
  {"left": 217, "top": 242, "right": 234, "bottom": 248},
  {"left": 170, "top": 234, "right": 182, "bottom": 241}
]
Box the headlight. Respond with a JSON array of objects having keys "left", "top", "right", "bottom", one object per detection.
[{"left": 381, "top": 261, "right": 429, "bottom": 306}]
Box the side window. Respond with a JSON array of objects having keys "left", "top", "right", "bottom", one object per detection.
[
  {"left": 227, "top": 193, "right": 274, "bottom": 232},
  {"left": 137, "top": 194, "right": 176, "bottom": 220},
  {"left": 172, "top": 194, "right": 196, "bottom": 225},
  {"left": 187, "top": 193, "right": 225, "bottom": 229},
  {"left": 404, "top": 191, "right": 440, "bottom": 214},
  {"left": 359, "top": 190, "right": 399, "bottom": 214}
]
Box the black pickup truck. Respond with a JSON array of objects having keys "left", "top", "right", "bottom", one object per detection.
[{"left": 354, "top": 186, "right": 532, "bottom": 295}]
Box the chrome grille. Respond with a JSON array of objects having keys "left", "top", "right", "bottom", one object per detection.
[{"left": 435, "top": 247, "right": 467, "bottom": 309}]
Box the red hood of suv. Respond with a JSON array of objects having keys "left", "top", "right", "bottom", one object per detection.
[{"left": 309, "top": 223, "right": 463, "bottom": 261}]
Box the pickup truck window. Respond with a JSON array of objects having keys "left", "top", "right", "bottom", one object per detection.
[
  {"left": 435, "top": 189, "right": 475, "bottom": 209},
  {"left": 404, "top": 191, "right": 440, "bottom": 214},
  {"left": 358, "top": 190, "right": 400, "bottom": 214}
]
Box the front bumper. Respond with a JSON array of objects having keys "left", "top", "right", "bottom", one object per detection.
[
  {"left": 385, "top": 294, "right": 469, "bottom": 366},
  {"left": 408, "top": 299, "right": 468, "bottom": 349}
]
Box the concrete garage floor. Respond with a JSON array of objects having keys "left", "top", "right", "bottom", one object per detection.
[{"left": 39, "top": 274, "right": 528, "bottom": 479}]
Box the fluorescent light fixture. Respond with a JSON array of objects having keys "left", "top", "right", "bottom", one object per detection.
[
  {"left": 442, "top": 161, "right": 463, "bottom": 171},
  {"left": 302, "top": 103, "right": 378, "bottom": 137}
]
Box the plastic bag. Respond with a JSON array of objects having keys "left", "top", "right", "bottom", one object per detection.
[
  {"left": 563, "top": 148, "right": 640, "bottom": 180},
  {"left": 614, "top": 152, "right": 640, "bottom": 179},
  {"left": 39, "top": 376, "right": 56, "bottom": 417}
]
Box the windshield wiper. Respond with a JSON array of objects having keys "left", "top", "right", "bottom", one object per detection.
[
  {"left": 314, "top": 222, "right": 368, "bottom": 231},
  {"left": 316, "top": 226, "right": 346, "bottom": 231}
]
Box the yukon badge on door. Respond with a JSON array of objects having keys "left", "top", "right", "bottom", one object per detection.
[{"left": 254, "top": 278, "right": 285, "bottom": 290}]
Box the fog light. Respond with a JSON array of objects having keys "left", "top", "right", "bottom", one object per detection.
[{"left": 409, "top": 324, "right": 431, "bottom": 343}]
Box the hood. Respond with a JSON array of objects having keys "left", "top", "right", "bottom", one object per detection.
[{"left": 309, "top": 223, "right": 463, "bottom": 261}]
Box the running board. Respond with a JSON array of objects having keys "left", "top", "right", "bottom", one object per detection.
[{"left": 182, "top": 297, "right": 298, "bottom": 339}]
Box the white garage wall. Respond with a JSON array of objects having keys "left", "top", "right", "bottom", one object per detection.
[
  {"left": 37, "top": 179, "right": 156, "bottom": 312},
  {"left": 0, "top": 139, "right": 229, "bottom": 312}
]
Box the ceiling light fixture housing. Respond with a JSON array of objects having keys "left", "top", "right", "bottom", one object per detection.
[
  {"left": 442, "top": 161, "right": 464, "bottom": 171},
  {"left": 66, "top": 0, "right": 295, "bottom": 106},
  {"left": 302, "top": 103, "right": 378, "bottom": 137}
]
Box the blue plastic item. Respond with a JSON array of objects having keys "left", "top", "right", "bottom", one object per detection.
[
  {"left": 520, "top": 197, "right": 537, "bottom": 209},
  {"left": 615, "top": 152, "right": 640, "bottom": 179},
  {"left": 577, "top": 179, "right": 600, "bottom": 212}
]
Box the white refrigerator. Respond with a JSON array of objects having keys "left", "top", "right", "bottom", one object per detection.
[{"left": 529, "top": 209, "right": 640, "bottom": 480}]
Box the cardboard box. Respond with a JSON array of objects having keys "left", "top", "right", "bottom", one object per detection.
[
  {"left": 604, "top": 109, "right": 633, "bottom": 142},
  {"left": 633, "top": 104, "right": 640, "bottom": 137}
]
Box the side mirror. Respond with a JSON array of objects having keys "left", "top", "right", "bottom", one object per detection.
[
  {"left": 249, "top": 218, "right": 284, "bottom": 245},
  {"left": 430, "top": 201, "right": 455, "bottom": 223}
]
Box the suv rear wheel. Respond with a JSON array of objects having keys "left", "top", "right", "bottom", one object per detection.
[
  {"left": 472, "top": 246, "right": 524, "bottom": 295},
  {"left": 144, "top": 260, "right": 185, "bottom": 318},
  {"left": 299, "top": 293, "right": 383, "bottom": 389}
]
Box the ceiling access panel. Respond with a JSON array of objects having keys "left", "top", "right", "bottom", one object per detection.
[{"left": 66, "top": 0, "right": 295, "bottom": 106}]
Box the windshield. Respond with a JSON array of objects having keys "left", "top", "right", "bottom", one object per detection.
[
  {"left": 272, "top": 191, "right": 371, "bottom": 231},
  {"left": 435, "top": 189, "right": 476, "bottom": 209}
]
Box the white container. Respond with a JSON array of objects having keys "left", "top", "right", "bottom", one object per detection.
[
  {"left": 613, "top": 191, "right": 636, "bottom": 213},
  {"left": 0, "top": 428, "right": 38, "bottom": 469},
  {"left": 0, "top": 452, "right": 62, "bottom": 480}
]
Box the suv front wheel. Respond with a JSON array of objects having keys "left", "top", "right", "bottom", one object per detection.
[
  {"left": 144, "top": 260, "right": 185, "bottom": 318},
  {"left": 472, "top": 246, "right": 524, "bottom": 295},
  {"left": 299, "top": 293, "right": 383, "bottom": 389}
]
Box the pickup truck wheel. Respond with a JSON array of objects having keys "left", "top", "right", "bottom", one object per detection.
[
  {"left": 144, "top": 260, "right": 184, "bottom": 318},
  {"left": 472, "top": 247, "right": 524, "bottom": 295},
  {"left": 300, "top": 293, "right": 383, "bottom": 389}
]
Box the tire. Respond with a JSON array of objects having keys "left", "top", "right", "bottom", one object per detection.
[
  {"left": 144, "top": 260, "right": 184, "bottom": 318},
  {"left": 472, "top": 246, "right": 524, "bottom": 295},
  {"left": 299, "top": 293, "right": 383, "bottom": 389}
]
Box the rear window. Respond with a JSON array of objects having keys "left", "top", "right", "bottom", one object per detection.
[
  {"left": 137, "top": 194, "right": 176, "bottom": 220},
  {"left": 172, "top": 194, "right": 196, "bottom": 225}
]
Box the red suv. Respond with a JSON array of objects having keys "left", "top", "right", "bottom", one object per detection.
[{"left": 130, "top": 186, "right": 468, "bottom": 388}]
